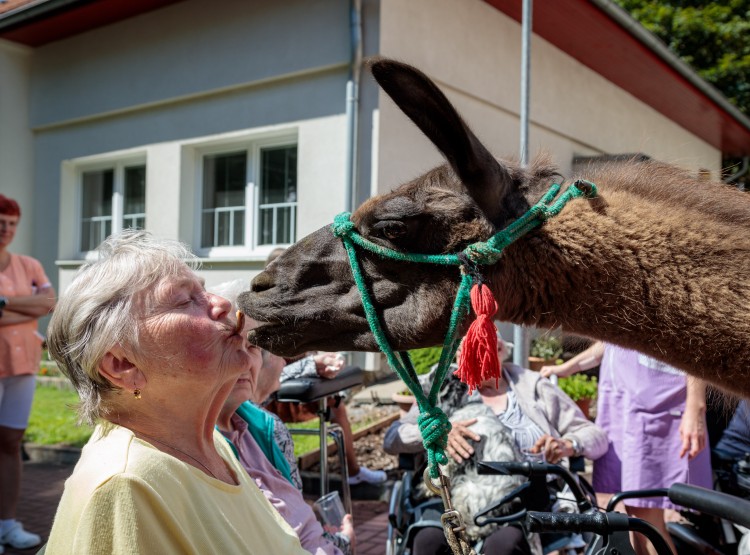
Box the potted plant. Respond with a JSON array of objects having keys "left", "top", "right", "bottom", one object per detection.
[
  {"left": 391, "top": 346, "right": 442, "bottom": 413},
  {"left": 528, "top": 335, "right": 563, "bottom": 371},
  {"left": 557, "top": 374, "right": 598, "bottom": 418}
]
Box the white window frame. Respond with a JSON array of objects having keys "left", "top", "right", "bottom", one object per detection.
[
  {"left": 194, "top": 133, "right": 297, "bottom": 259},
  {"left": 75, "top": 155, "right": 147, "bottom": 259}
]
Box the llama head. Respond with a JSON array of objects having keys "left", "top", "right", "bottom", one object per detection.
[{"left": 241, "top": 58, "right": 557, "bottom": 356}]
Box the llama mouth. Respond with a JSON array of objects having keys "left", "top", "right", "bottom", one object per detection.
[{"left": 246, "top": 322, "right": 374, "bottom": 357}]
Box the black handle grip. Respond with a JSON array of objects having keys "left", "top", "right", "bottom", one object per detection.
[
  {"left": 527, "top": 512, "right": 675, "bottom": 555},
  {"left": 478, "top": 461, "right": 593, "bottom": 512},
  {"left": 477, "top": 460, "right": 556, "bottom": 477},
  {"left": 525, "top": 511, "right": 631, "bottom": 534},
  {"left": 669, "top": 483, "right": 750, "bottom": 528}
]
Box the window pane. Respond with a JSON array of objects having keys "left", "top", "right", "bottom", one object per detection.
[
  {"left": 258, "top": 146, "right": 297, "bottom": 246},
  {"left": 202, "top": 152, "right": 246, "bottom": 247},
  {"left": 260, "top": 146, "right": 297, "bottom": 204},
  {"left": 81, "top": 170, "right": 113, "bottom": 218},
  {"left": 124, "top": 165, "right": 146, "bottom": 229},
  {"left": 81, "top": 169, "right": 113, "bottom": 251}
]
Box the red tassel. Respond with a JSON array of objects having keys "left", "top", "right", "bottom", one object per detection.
[{"left": 454, "top": 283, "right": 501, "bottom": 393}]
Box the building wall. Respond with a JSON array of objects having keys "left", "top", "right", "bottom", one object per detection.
[
  {"left": 375, "top": 0, "right": 721, "bottom": 196},
  {"left": 0, "top": 40, "right": 34, "bottom": 256},
  {"left": 25, "top": 0, "right": 355, "bottom": 293}
]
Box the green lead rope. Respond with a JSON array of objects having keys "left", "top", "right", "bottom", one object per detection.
[{"left": 331, "top": 180, "right": 597, "bottom": 477}]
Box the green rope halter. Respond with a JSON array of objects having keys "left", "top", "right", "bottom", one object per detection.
[{"left": 332, "top": 180, "right": 597, "bottom": 477}]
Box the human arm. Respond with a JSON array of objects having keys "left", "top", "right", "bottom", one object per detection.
[
  {"left": 323, "top": 516, "right": 354, "bottom": 555},
  {"left": 679, "top": 377, "right": 708, "bottom": 459},
  {"left": 383, "top": 404, "right": 425, "bottom": 455},
  {"left": 0, "top": 309, "right": 36, "bottom": 326},
  {"left": 308, "top": 352, "right": 345, "bottom": 379},
  {"left": 445, "top": 419, "right": 480, "bottom": 463},
  {"left": 530, "top": 434, "right": 576, "bottom": 464},
  {"left": 535, "top": 375, "right": 608, "bottom": 460},
  {"left": 539, "top": 340, "right": 604, "bottom": 379},
  {"left": 280, "top": 356, "right": 320, "bottom": 382},
  {"left": 2, "top": 285, "right": 56, "bottom": 318}
]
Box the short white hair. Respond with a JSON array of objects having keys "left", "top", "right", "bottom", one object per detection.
[
  {"left": 207, "top": 278, "right": 250, "bottom": 311},
  {"left": 47, "top": 230, "right": 199, "bottom": 425}
]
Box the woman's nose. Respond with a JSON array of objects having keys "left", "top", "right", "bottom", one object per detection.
[{"left": 208, "top": 293, "right": 232, "bottom": 320}]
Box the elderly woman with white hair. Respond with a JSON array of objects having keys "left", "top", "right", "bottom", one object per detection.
[{"left": 44, "top": 231, "right": 308, "bottom": 554}]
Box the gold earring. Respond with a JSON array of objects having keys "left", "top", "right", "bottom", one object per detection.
[{"left": 133, "top": 388, "right": 142, "bottom": 399}]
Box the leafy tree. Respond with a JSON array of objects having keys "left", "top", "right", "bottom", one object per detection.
[{"left": 613, "top": 1, "right": 750, "bottom": 183}]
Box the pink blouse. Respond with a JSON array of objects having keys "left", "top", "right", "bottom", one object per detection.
[{"left": 0, "top": 254, "right": 50, "bottom": 377}]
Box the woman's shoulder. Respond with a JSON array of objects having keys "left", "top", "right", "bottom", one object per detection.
[
  {"left": 504, "top": 363, "right": 542, "bottom": 391},
  {"left": 10, "top": 253, "right": 43, "bottom": 271},
  {"left": 65, "top": 425, "right": 146, "bottom": 495},
  {"left": 74, "top": 424, "right": 216, "bottom": 489}
]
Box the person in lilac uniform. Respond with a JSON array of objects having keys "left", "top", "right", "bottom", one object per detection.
[{"left": 542, "top": 342, "right": 712, "bottom": 555}]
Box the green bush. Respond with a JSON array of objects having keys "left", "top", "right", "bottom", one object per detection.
[
  {"left": 530, "top": 335, "right": 563, "bottom": 360},
  {"left": 409, "top": 346, "right": 443, "bottom": 375},
  {"left": 557, "top": 374, "right": 598, "bottom": 402}
]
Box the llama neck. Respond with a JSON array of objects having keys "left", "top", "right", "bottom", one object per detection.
[{"left": 488, "top": 196, "right": 750, "bottom": 396}]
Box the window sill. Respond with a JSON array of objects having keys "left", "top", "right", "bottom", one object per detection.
[{"left": 55, "top": 255, "right": 271, "bottom": 269}]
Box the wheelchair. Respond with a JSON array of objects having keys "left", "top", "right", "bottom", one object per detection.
[{"left": 386, "top": 453, "right": 595, "bottom": 555}]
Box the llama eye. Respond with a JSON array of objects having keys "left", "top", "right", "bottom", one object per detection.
[{"left": 372, "top": 220, "right": 407, "bottom": 240}]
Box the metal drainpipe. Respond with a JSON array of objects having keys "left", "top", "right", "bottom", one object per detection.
[
  {"left": 513, "top": 0, "right": 532, "bottom": 368},
  {"left": 344, "top": 0, "right": 363, "bottom": 213}
]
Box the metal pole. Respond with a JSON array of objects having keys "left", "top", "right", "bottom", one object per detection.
[
  {"left": 513, "top": 0, "right": 532, "bottom": 368},
  {"left": 344, "top": 0, "right": 362, "bottom": 212}
]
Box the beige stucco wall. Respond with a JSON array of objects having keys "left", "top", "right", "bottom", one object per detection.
[
  {"left": 0, "top": 40, "right": 34, "bottom": 256},
  {"left": 374, "top": 0, "right": 721, "bottom": 195}
]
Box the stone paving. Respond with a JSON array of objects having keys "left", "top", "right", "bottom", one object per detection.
[{"left": 11, "top": 460, "right": 390, "bottom": 554}]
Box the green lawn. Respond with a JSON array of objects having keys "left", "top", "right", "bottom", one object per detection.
[
  {"left": 25, "top": 385, "right": 381, "bottom": 458},
  {"left": 288, "top": 414, "right": 386, "bottom": 458},
  {"left": 25, "top": 385, "right": 93, "bottom": 447}
]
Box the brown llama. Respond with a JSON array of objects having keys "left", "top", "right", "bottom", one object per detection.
[{"left": 239, "top": 58, "right": 750, "bottom": 397}]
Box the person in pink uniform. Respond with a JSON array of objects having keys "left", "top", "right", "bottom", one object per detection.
[
  {"left": 0, "top": 194, "right": 56, "bottom": 551},
  {"left": 542, "top": 341, "right": 712, "bottom": 555}
]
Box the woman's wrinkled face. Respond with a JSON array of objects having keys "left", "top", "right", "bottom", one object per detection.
[
  {"left": 134, "top": 269, "right": 250, "bottom": 383},
  {"left": 253, "top": 351, "right": 286, "bottom": 404},
  {"left": 224, "top": 324, "right": 263, "bottom": 409}
]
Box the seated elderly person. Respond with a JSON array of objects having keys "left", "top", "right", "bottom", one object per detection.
[
  {"left": 262, "top": 248, "right": 385, "bottom": 486},
  {"left": 44, "top": 231, "right": 308, "bottom": 554},
  {"left": 384, "top": 337, "right": 607, "bottom": 555},
  {"left": 210, "top": 280, "right": 354, "bottom": 554}
]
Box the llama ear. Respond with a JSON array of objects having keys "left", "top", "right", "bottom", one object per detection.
[{"left": 369, "top": 57, "right": 514, "bottom": 221}]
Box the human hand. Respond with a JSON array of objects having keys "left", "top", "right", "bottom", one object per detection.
[
  {"left": 339, "top": 514, "right": 355, "bottom": 547},
  {"left": 446, "top": 418, "right": 480, "bottom": 463},
  {"left": 531, "top": 434, "right": 574, "bottom": 464},
  {"left": 679, "top": 408, "right": 707, "bottom": 459},
  {"left": 314, "top": 352, "right": 345, "bottom": 379},
  {"left": 540, "top": 362, "right": 576, "bottom": 379}
]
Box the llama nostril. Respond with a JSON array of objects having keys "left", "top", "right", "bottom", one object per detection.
[{"left": 250, "top": 272, "right": 274, "bottom": 293}]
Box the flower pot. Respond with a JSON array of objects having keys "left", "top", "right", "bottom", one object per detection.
[
  {"left": 527, "top": 357, "right": 556, "bottom": 372},
  {"left": 575, "top": 398, "right": 592, "bottom": 419},
  {"left": 391, "top": 392, "right": 417, "bottom": 416}
]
